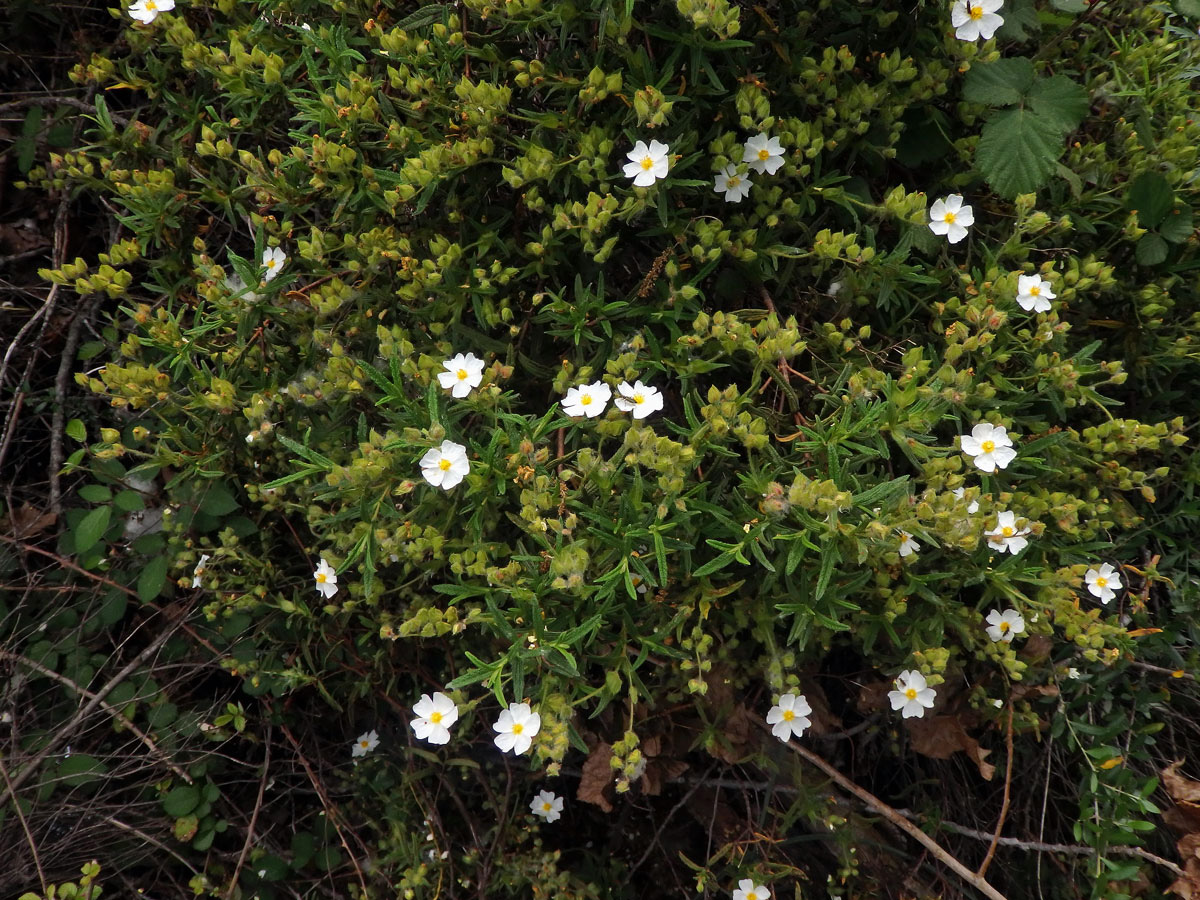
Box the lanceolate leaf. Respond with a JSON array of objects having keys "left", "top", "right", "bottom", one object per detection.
[{"left": 976, "top": 108, "right": 1064, "bottom": 197}]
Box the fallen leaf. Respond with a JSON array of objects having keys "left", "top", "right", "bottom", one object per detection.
[
  {"left": 577, "top": 742, "right": 614, "bottom": 812},
  {"left": 707, "top": 703, "right": 754, "bottom": 764},
  {"left": 907, "top": 715, "right": 995, "bottom": 781},
  {"left": 1160, "top": 761, "right": 1200, "bottom": 898}
]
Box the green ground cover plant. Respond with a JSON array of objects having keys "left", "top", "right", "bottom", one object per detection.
[{"left": 5, "top": 0, "right": 1200, "bottom": 897}]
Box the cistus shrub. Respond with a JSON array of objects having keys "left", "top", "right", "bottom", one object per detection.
[{"left": 19, "top": 0, "right": 1200, "bottom": 896}]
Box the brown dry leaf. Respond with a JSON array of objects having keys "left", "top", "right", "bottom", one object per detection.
[
  {"left": 577, "top": 741, "right": 614, "bottom": 813},
  {"left": 907, "top": 714, "right": 995, "bottom": 781},
  {"left": 637, "top": 734, "right": 688, "bottom": 795},
  {"left": 856, "top": 680, "right": 892, "bottom": 715},
  {"left": 1020, "top": 634, "right": 1054, "bottom": 664},
  {"left": 707, "top": 703, "right": 754, "bottom": 764},
  {"left": 5, "top": 504, "right": 56, "bottom": 539},
  {"left": 1160, "top": 761, "right": 1200, "bottom": 898}
]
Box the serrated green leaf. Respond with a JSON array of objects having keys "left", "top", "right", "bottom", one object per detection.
[
  {"left": 963, "top": 58, "right": 1034, "bottom": 107},
  {"left": 66, "top": 419, "right": 86, "bottom": 441},
  {"left": 1127, "top": 172, "right": 1175, "bottom": 229},
  {"left": 1160, "top": 204, "right": 1194, "bottom": 243},
  {"left": 1135, "top": 233, "right": 1168, "bottom": 266},
  {"left": 1027, "top": 75, "right": 1089, "bottom": 134},
  {"left": 996, "top": 0, "right": 1040, "bottom": 40},
  {"left": 1174, "top": 0, "right": 1200, "bottom": 19},
  {"left": 976, "top": 108, "right": 1063, "bottom": 197},
  {"left": 74, "top": 505, "right": 111, "bottom": 554}
]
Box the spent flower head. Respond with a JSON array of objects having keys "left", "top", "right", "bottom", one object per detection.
[
  {"left": 960, "top": 423, "right": 1016, "bottom": 473},
  {"left": 437, "top": 352, "right": 485, "bottom": 398},
  {"left": 889, "top": 670, "right": 936, "bottom": 718},
  {"left": 951, "top": 0, "right": 1004, "bottom": 41},
  {"left": 623, "top": 140, "right": 670, "bottom": 187},
  {"left": 928, "top": 194, "right": 974, "bottom": 244},
  {"left": 562, "top": 381, "right": 612, "bottom": 418},
  {"left": 1085, "top": 563, "right": 1123, "bottom": 604},
  {"left": 952, "top": 487, "right": 981, "bottom": 515},
  {"left": 493, "top": 702, "right": 541, "bottom": 755},
  {"left": 986, "top": 608, "right": 1026, "bottom": 643},
  {"left": 742, "top": 134, "right": 785, "bottom": 175},
  {"left": 1016, "top": 274, "right": 1056, "bottom": 313},
  {"left": 411, "top": 692, "right": 460, "bottom": 745},
  {"left": 766, "top": 693, "right": 812, "bottom": 742},
  {"left": 614, "top": 381, "right": 664, "bottom": 419},
  {"left": 420, "top": 440, "right": 470, "bottom": 490},
  {"left": 714, "top": 164, "right": 752, "bottom": 202},
  {"left": 313, "top": 557, "right": 338, "bottom": 599},
  {"left": 530, "top": 789, "right": 563, "bottom": 823}
]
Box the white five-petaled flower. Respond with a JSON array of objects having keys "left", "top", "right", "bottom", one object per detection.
[
  {"left": 742, "top": 134, "right": 785, "bottom": 175},
  {"left": 952, "top": 487, "right": 981, "bottom": 515},
  {"left": 898, "top": 531, "right": 921, "bottom": 558},
  {"left": 622, "top": 140, "right": 670, "bottom": 187},
  {"left": 1085, "top": 563, "right": 1123, "bottom": 604},
  {"left": 766, "top": 693, "right": 812, "bottom": 742},
  {"left": 960, "top": 423, "right": 1016, "bottom": 473},
  {"left": 530, "top": 789, "right": 563, "bottom": 823},
  {"left": 986, "top": 510, "right": 1031, "bottom": 555},
  {"left": 927, "top": 194, "right": 975, "bottom": 244},
  {"left": 261, "top": 247, "right": 287, "bottom": 282},
  {"left": 192, "top": 554, "right": 210, "bottom": 588},
  {"left": 985, "top": 608, "right": 1026, "bottom": 643},
  {"left": 313, "top": 557, "right": 338, "bottom": 599},
  {"left": 351, "top": 729, "right": 379, "bottom": 758},
  {"left": 562, "top": 381, "right": 612, "bottom": 418},
  {"left": 1016, "top": 273, "right": 1056, "bottom": 313},
  {"left": 732, "top": 878, "right": 772, "bottom": 900},
  {"left": 951, "top": 0, "right": 1005, "bottom": 41},
  {"left": 128, "top": 0, "right": 175, "bottom": 23},
  {"left": 493, "top": 702, "right": 541, "bottom": 755},
  {"left": 420, "top": 440, "right": 470, "bottom": 490},
  {"left": 614, "top": 381, "right": 664, "bottom": 419},
  {"left": 437, "top": 352, "right": 485, "bottom": 399},
  {"left": 714, "top": 164, "right": 753, "bottom": 202},
  {"left": 411, "top": 692, "right": 459, "bottom": 745},
  {"left": 889, "top": 670, "right": 937, "bottom": 718}
]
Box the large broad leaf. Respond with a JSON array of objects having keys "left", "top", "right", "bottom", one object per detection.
[
  {"left": 74, "top": 506, "right": 111, "bottom": 554},
  {"left": 1126, "top": 172, "right": 1175, "bottom": 229},
  {"left": 1160, "top": 204, "right": 1195, "bottom": 244},
  {"left": 963, "top": 58, "right": 1035, "bottom": 107},
  {"left": 1136, "top": 233, "right": 1168, "bottom": 266},
  {"left": 1028, "top": 75, "right": 1090, "bottom": 134},
  {"left": 976, "top": 108, "right": 1064, "bottom": 197}
]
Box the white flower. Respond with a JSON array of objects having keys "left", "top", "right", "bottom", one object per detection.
[
  {"left": 622, "top": 140, "right": 670, "bottom": 187},
  {"left": 951, "top": 0, "right": 1005, "bottom": 41},
  {"left": 1016, "top": 273, "right": 1056, "bottom": 313},
  {"left": 714, "top": 164, "right": 753, "bottom": 202},
  {"left": 952, "top": 487, "right": 980, "bottom": 514},
  {"left": 742, "top": 134, "right": 785, "bottom": 175},
  {"left": 261, "top": 247, "right": 287, "bottom": 282},
  {"left": 630, "top": 573, "right": 648, "bottom": 595},
  {"left": 420, "top": 440, "right": 470, "bottom": 490},
  {"left": 562, "top": 381, "right": 612, "bottom": 418},
  {"left": 351, "top": 729, "right": 379, "bottom": 758},
  {"left": 411, "top": 692, "right": 459, "bottom": 745},
  {"left": 128, "top": 0, "right": 175, "bottom": 23},
  {"left": 992, "top": 699, "right": 1004, "bottom": 708},
  {"left": 313, "top": 557, "right": 338, "bottom": 599},
  {"left": 1067, "top": 667, "right": 1081, "bottom": 680},
  {"left": 766, "top": 693, "right": 812, "bottom": 742},
  {"left": 985, "top": 608, "right": 1026, "bottom": 643},
  {"left": 437, "top": 352, "right": 485, "bottom": 399},
  {"left": 192, "top": 554, "right": 211, "bottom": 588},
  {"left": 493, "top": 702, "right": 541, "bottom": 755},
  {"left": 898, "top": 531, "right": 920, "bottom": 558},
  {"left": 530, "top": 789, "right": 563, "bottom": 823},
  {"left": 986, "top": 510, "right": 1031, "bottom": 555},
  {"left": 1085, "top": 563, "right": 1122, "bottom": 604},
  {"left": 224, "top": 273, "right": 260, "bottom": 302},
  {"left": 889, "top": 670, "right": 937, "bottom": 719},
  {"left": 614, "top": 381, "right": 664, "bottom": 419},
  {"left": 732, "top": 878, "right": 771, "bottom": 900},
  {"left": 927, "top": 194, "right": 975, "bottom": 244},
  {"left": 960, "top": 423, "right": 1016, "bottom": 473}
]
